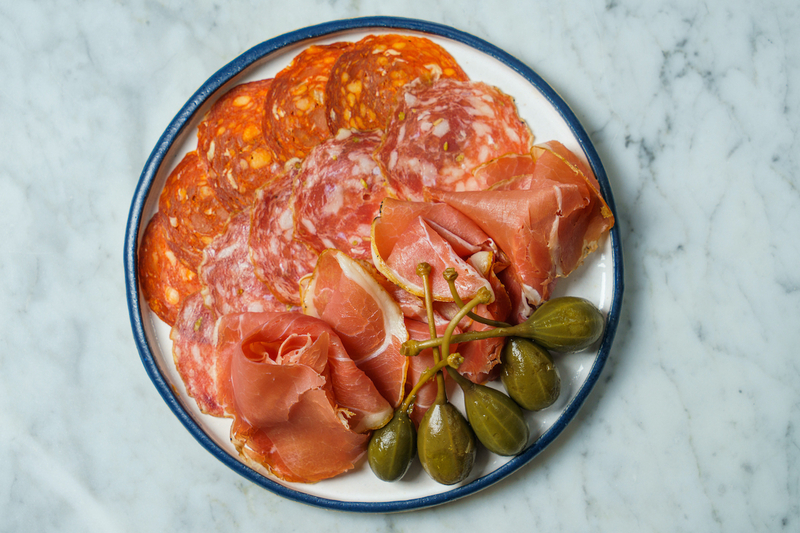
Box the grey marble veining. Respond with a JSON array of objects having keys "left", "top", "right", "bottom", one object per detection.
[{"left": 1, "top": 0, "right": 798, "bottom": 531}]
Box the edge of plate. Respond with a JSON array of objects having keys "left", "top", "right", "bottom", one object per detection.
[{"left": 123, "top": 15, "right": 624, "bottom": 514}]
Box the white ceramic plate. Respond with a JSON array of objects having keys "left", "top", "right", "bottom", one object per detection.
[{"left": 124, "top": 17, "right": 624, "bottom": 512}]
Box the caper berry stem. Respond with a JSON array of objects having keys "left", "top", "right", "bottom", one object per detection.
[
  {"left": 443, "top": 268, "right": 511, "bottom": 329},
  {"left": 402, "top": 322, "right": 518, "bottom": 357},
  {"left": 400, "top": 352, "right": 464, "bottom": 414},
  {"left": 416, "top": 262, "right": 446, "bottom": 404}
]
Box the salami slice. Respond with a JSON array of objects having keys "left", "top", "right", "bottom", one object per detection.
[
  {"left": 293, "top": 129, "right": 388, "bottom": 261},
  {"left": 138, "top": 213, "right": 201, "bottom": 326},
  {"left": 170, "top": 292, "right": 223, "bottom": 416},
  {"left": 250, "top": 170, "right": 319, "bottom": 306},
  {"left": 158, "top": 151, "right": 231, "bottom": 270},
  {"left": 197, "top": 79, "right": 280, "bottom": 211},
  {"left": 375, "top": 79, "right": 534, "bottom": 201},
  {"left": 198, "top": 210, "right": 287, "bottom": 315},
  {"left": 263, "top": 43, "right": 352, "bottom": 162},
  {"left": 326, "top": 34, "right": 468, "bottom": 132}
]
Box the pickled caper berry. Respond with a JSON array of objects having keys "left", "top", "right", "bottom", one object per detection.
[
  {"left": 448, "top": 367, "right": 529, "bottom": 456},
  {"left": 368, "top": 408, "right": 417, "bottom": 482},
  {"left": 525, "top": 297, "right": 604, "bottom": 352},
  {"left": 501, "top": 337, "right": 561, "bottom": 411},
  {"left": 417, "top": 402, "right": 476, "bottom": 485}
]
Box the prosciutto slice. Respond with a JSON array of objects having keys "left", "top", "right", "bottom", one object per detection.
[
  {"left": 371, "top": 198, "right": 497, "bottom": 302},
  {"left": 226, "top": 312, "right": 392, "bottom": 483},
  {"left": 302, "top": 249, "right": 409, "bottom": 407},
  {"left": 429, "top": 142, "right": 615, "bottom": 321}
]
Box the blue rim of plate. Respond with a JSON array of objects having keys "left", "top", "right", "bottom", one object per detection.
[{"left": 124, "top": 16, "right": 624, "bottom": 513}]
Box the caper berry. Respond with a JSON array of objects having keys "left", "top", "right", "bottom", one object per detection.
[
  {"left": 417, "top": 402, "right": 476, "bottom": 485},
  {"left": 368, "top": 408, "right": 417, "bottom": 482},
  {"left": 525, "top": 296, "right": 604, "bottom": 352},
  {"left": 501, "top": 337, "right": 561, "bottom": 411}
]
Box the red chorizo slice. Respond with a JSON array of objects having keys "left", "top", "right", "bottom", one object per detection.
[
  {"left": 169, "top": 292, "right": 223, "bottom": 416},
  {"left": 250, "top": 170, "right": 318, "bottom": 306},
  {"left": 263, "top": 43, "right": 352, "bottom": 162},
  {"left": 138, "top": 213, "right": 201, "bottom": 326},
  {"left": 375, "top": 79, "right": 533, "bottom": 201},
  {"left": 326, "top": 34, "right": 468, "bottom": 132},
  {"left": 197, "top": 79, "right": 280, "bottom": 211},
  {"left": 198, "top": 210, "right": 288, "bottom": 315},
  {"left": 292, "top": 130, "right": 388, "bottom": 261},
  {"left": 158, "top": 151, "right": 231, "bottom": 270}
]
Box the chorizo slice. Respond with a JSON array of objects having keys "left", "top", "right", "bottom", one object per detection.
[
  {"left": 263, "top": 43, "right": 352, "bottom": 162},
  {"left": 158, "top": 151, "right": 231, "bottom": 270},
  {"left": 138, "top": 213, "right": 201, "bottom": 326},
  {"left": 326, "top": 34, "right": 468, "bottom": 132},
  {"left": 197, "top": 79, "right": 280, "bottom": 211}
]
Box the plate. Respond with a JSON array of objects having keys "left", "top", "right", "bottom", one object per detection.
[{"left": 123, "top": 16, "right": 624, "bottom": 512}]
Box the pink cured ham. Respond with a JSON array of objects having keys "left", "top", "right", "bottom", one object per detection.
[
  {"left": 230, "top": 390, "right": 368, "bottom": 483},
  {"left": 429, "top": 143, "right": 615, "bottom": 320},
  {"left": 302, "top": 249, "right": 409, "bottom": 407},
  {"left": 371, "top": 198, "right": 496, "bottom": 302},
  {"left": 198, "top": 210, "right": 288, "bottom": 316},
  {"left": 293, "top": 130, "right": 389, "bottom": 261},
  {"left": 222, "top": 312, "right": 390, "bottom": 482},
  {"left": 250, "top": 170, "right": 319, "bottom": 306},
  {"left": 170, "top": 292, "right": 222, "bottom": 416},
  {"left": 374, "top": 79, "right": 533, "bottom": 201}
]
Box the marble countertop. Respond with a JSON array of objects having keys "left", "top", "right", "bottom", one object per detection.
[{"left": 1, "top": 0, "right": 797, "bottom": 530}]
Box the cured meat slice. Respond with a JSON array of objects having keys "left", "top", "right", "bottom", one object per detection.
[
  {"left": 429, "top": 143, "right": 615, "bottom": 318},
  {"left": 169, "top": 292, "right": 223, "bottom": 416},
  {"left": 198, "top": 210, "right": 287, "bottom": 315},
  {"left": 138, "top": 213, "right": 201, "bottom": 326},
  {"left": 326, "top": 34, "right": 468, "bottom": 132},
  {"left": 374, "top": 79, "right": 533, "bottom": 201},
  {"left": 231, "top": 389, "right": 368, "bottom": 484},
  {"left": 158, "top": 151, "right": 231, "bottom": 270},
  {"left": 371, "top": 199, "right": 496, "bottom": 302},
  {"left": 263, "top": 43, "right": 352, "bottom": 162},
  {"left": 222, "top": 312, "right": 390, "bottom": 482},
  {"left": 197, "top": 79, "right": 280, "bottom": 211},
  {"left": 292, "top": 130, "right": 388, "bottom": 261},
  {"left": 473, "top": 152, "right": 538, "bottom": 190},
  {"left": 302, "top": 249, "right": 409, "bottom": 407},
  {"left": 250, "top": 170, "right": 318, "bottom": 306}
]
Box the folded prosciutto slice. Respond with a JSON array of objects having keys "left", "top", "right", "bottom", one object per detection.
[
  {"left": 301, "top": 249, "right": 409, "bottom": 407},
  {"left": 226, "top": 312, "right": 391, "bottom": 483},
  {"left": 430, "top": 142, "right": 615, "bottom": 322},
  {"left": 371, "top": 198, "right": 498, "bottom": 302}
]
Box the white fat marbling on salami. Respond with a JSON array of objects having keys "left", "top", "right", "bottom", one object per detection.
[
  {"left": 198, "top": 210, "right": 286, "bottom": 315},
  {"left": 375, "top": 79, "right": 533, "bottom": 201},
  {"left": 250, "top": 171, "right": 319, "bottom": 306},
  {"left": 293, "top": 130, "right": 389, "bottom": 261}
]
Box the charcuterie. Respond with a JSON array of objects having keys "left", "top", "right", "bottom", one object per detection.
[
  {"left": 292, "top": 129, "right": 388, "bottom": 261},
  {"left": 137, "top": 33, "right": 615, "bottom": 486},
  {"left": 263, "top": 43, "right": 352, "bottom": 162},
  {"left": 249, "top": 170, "right": 318, "bottom": 306},
  {"left": 138, "top": 213, "right": 201, "bottom": 326},
  {"left": 198, "top": 210, "right": 287, "bottom": 315},
  {"left": 197, "top": 79, "right": 280, "bottom": 211},
  {"left": 326, "top": 34, "right": 468, "bottom": 132},
  {"left": 375, "top": 79, "right": 533, "bottom": 201},
  {"left": 158, "top": 151, "right": 231, "bottom": 270}
]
